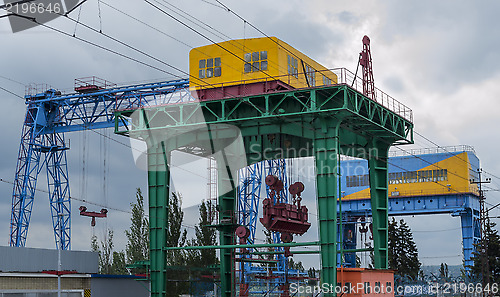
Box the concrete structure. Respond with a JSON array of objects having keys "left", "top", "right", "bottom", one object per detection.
[
  {"left": 0, "top": 246, "right": 148, "bottom": 297},
  {"left": 0, "top": 246, "right": 98, "bottom": 273}
]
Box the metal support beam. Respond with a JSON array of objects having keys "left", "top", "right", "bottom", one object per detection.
[
  {"left": 368, "top": 141, "right": 390, "bottom": 269},
  {"left": 45, "top": 133, "right": 71, "bottom": 250},
  {"left": 10, "top": 78, "right": 190, "bottom": 250},
  {"left": 147, "top": 142, "right": 170, "bottom": 297},
  {"left": 115, "top": 83, "right": 414, "bottom": 296},
  {"left": 218, "top": 152, "right": 238, "bottom": 297},
  {"left": 314, "top": 119, "right": 340, "bottom": 296},
  {"left": 460, "top": 208, "right": 481, "bottom": 272},
  {"left": 164, "top": 241, "right": 320, "bottom": 251}
]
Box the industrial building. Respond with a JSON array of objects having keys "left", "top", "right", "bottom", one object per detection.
[{"left": 0, "top": 246, "right": 148, "bottom": 297}]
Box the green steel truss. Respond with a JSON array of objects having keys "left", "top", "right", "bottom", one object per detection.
[{"left": 114, "top": 84, "right": 413, "bottom": 297}]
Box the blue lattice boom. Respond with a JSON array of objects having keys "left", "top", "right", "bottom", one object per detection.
[{"left": 10, "top": 79, "right": 190, "bottom": 250}]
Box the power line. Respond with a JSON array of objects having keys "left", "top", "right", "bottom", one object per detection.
[
  {"left": 100, "top": 1, "right": 286, "bottom": 84},
  {"left": 210, "top": 0, "right": 318, "bottom": 76},
  {"left": 414, "top": 131, "right": 500, "bottom": 182},
  {"left": 0, "top": 85, "right": 23, "bottom": 99},
  {"left": 90, "top": 129, "right": 208, "bottom": 180},
  {"left": 100, "top": 1, "right": 193, "bottom": 49},
  {"left": 0, "top": 74, "right": 25, "bottom": 86},
  {"left": 420, "top": 254, "right": 462, "bottom": 259},
  {"left": 207, "top": 0, "right": 500, "bottom": 197},
  {"left": 412, "top": 227, "right": 462, "bottom": 233},
  {"left": 145, "top": 0, "right": 288, "bottom": 84},
  {"left": 0, "top": 177, "right": 197, "bottom": 230}
]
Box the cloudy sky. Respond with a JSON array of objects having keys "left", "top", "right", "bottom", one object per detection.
[{"left": 1, "top": 0, "right": 500, "bottom": 270}]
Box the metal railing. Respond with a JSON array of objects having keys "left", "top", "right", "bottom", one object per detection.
[
  {"left": 193, "top": 67, "right": 413, "bottom": 123},
  {"left": 331, "top": 68, "right": 413, "bottom": 122},
  {"left": 25, "top": 83, "right": 53, "bottom": 97},
  {"left": 388, "top": 145, "right": 476, "bottom": 158},
  {"left": 74, "top": 76, "right": 117, "bottom": 91}
]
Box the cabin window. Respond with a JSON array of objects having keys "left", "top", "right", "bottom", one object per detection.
[
  {"left": 252, "top": 62, "right": 260, "bottom": 71},
  {"left": 323, "top": 75, "right": 332, "bottom": 85},
  {"left": 261, "top": 60, "right": 268, "bottom": 71},
  {"left": 244, "top": 51, "right": 268, "bottom": 73},
  {"left": 305, "top": 63, "right": 316, "bottom": 86},
  {"left": 288, "top": 55, "right": 298, "bottom": 78},
  {"left": 346, "top": 174, "right": 370, "bottom": 188},
  {"left": 244, "top": 63, "right": 252, "bottom": 73},
  {"left": 199, "top": 58, "right": 221, "bottom": 78},
  {"left": 214, "top": 67, "right": 221, "bottom": 77}
]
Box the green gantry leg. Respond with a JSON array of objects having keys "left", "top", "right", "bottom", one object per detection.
[
  {"left": 218, "top": 155, "right": 237, "bottom": 297},
  {"left": 314, "top": 120, "right": 340, "bottom": 296},
  {"left": 368, "top": 141, "right": 390, "bottom": 269},
  {"left": 147, "top": 142, "right": 170, "bottom": 297}
]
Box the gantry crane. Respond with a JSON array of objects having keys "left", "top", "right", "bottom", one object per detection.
[{"left": 10, "top": 77, "right": 190, "bottom": 250}]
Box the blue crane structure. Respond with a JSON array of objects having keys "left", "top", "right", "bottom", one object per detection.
[
  {"left": 339, "top": 146, "right": 481, "bottom": 272},
  {"left": 237, "top": 160, "right": 291, "bottom": 293},
  {"left": 10, "top": 77, "right": 190, "bottom": 250}
]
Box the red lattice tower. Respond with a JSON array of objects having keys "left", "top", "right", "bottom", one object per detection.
[{"left": 360, "top": 35, "right": 376, "bottom": 101}]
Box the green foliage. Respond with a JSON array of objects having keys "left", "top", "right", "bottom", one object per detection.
[
  {"left": 112, "top": 251, "right": 128, "bottom": 275},
  {"left": 99, "top": 229, "right": 114, "bottom": 274},
  {"left": 166, "top": 192, "right": 187, "bottom": 266},
  {"left": 92, "top": 229, "right": 127, "bottom": 275},
  {"left": 91, "top": 234, "right": 99, "bottom": 253},
  {"left": 287, "top": 258, "right": 305, "bottom": 272},
  {"left": 165, "top": 192, "right": 189, "bottom": 297},
  {"left": 439, "top": 263, "right": 449, "bottom": 281},
  {"left": 125, "top": 188, "right": 149, "bottom": 273},
  {"left": 307, "top": 268, "right": 318, "bottom": 286},
  {"left": 472, "top": 220, "right": 500, "bottom": 284},
  {"left": 388, "top": 218, "right": 421, "bottom": 281},
  {"left": 260, "top": 229, "right": 277, "bottom": 268},
  {"left": 192, "top": 200, "right": 218, "bottom": 266}
]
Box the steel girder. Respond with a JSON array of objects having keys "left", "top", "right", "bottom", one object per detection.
[
  {"left": 115, "top": 84, "right": 413, "bottom": 297},
  {"left": 10, "top": 79, "right": 190, "bottom": 249},
  {"left": 342, "top": 193, "right": 481, "bottom": 272}
]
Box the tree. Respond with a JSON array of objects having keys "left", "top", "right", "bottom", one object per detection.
[
  {"left": 387, "top": 218, "right": 421, "bottom": 281},
  {"left": 112, "top": 251, "right": 128, "bottom": 275},
  {"left": 307, "top": 268, "right": 318, "bottom": 286},
  {"left": 166, "top": 192, "right": 187, "bottom": 266},
  {"left": 472, "top": 220, "right": 500, "bottom": 284},
  {"left": 388, "top": 218, "right": 398, "bottom": 270},
  {"left": 165, "top": 192, "right": 188, "bottom": 297},
  {"left": 439, "top": 263, "right": 449, "bottom": 281},
  {"left": 193, "top": 200, "right": 217, "bottom": 267},
  {"left": 91, "top": 229, "right": 127, "bottom": 275},
  {"left": 287, "top": 258, "right": 305, "bottom": 272},
  {"left": 125, "top": 188, "right": 149, "bottom": 273},
  {"left": 99, "top": 229, "right": 114, "bottom": 274}
]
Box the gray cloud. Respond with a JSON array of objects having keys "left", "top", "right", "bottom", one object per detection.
[{"left": 0, "top": 0, "right": 499, "bottom": 269}]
